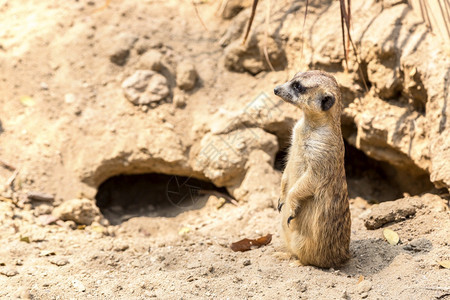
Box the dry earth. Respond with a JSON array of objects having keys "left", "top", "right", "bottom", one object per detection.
[{"left": 0, "top": 0, "right": 449, "bottom": 299}]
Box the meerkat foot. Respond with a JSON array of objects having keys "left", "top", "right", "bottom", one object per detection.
[
  {"left": 273, "top": 251, "right": 293, "bottom": 261},
  {"left": 277, "top": 198, "right": 284, "bottom": 212},
  {"left": 287, "top": 215, "right": 294, "bottom": 226},
  {"left": 286, "top": 204, "right": 300, "bottom": 226}
]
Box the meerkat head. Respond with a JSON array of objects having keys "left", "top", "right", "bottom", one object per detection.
[{"left": 273, "top": 71, "right": 341, "bottom": 116}]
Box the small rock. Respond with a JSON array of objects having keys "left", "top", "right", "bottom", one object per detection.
[
  {"left": 40, "top": 82, "right": 49, "bottom": 90},
  {"left": 15, "top": 289, "right": 32, "bottom": 300},
  {"left": 34, "top": 204, "right": 53, "bottom": 216},
  {"left": 297, "top": 282, "right": 307, "bottom": 292},
  {"left": 109, "top": 33, "right": 138, "bottom": 66},
  {"left": 50, "top": 257, "right": 69, "bottom": 266},
  {"left": 0, "top": 268, "right": 18, "bottom": 277},
  {"left": 176, "top": 62, "right": 198, "bottom": 91},
  {"left": 65, "top": 220, "right": 77, "bottom": 229},
  {"left": 64, "top": 93, "right": 76, "bottom": 104},
  {"left": 140, "top": 50, "right": 163, "bottom": 71},
  {"left": 243, "top": 259, "right": 251, "bottom": 266},
  {"left": 72, "top": 279, "right": 86, "bottom": 292},
  {"left": 122, "top": 70, "right": 169, "bottom": 105},
  {"left": 99, "top": 218, "right": 110, "bottom": 227},
  {"left": 113, "top": 241, "right": 129, "bottom": 252},
  {"left": 52, "top": 198, "right": 100, "bottom": 225},
  {"left": 39, "top": 214, "right": 59, "bottom": 225},
  {"left": 364, "top": 197, "right": 422, "bottom": 230},
  {"left": 39, "top": 250, "right": 56, "bottom": 257},
  {"left": 27, "top": 191, "right": 54, "bottom": 202},
  {"left": 357, "top": 280, "right": 372, "bottom": 294},
  {"left": 107, "top": 226, "right": 116, "bottom": 237},
  {"left": 173, "top": 91, "right": 186, "bottom": 108}
]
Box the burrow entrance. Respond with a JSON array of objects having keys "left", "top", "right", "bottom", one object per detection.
[
  {"left": 96, "top": 142, "right": 434, "bottom": 224},
  {"left": 95, "top": 173, "right": 230, "bottom": 225},
  {"left": 274, "top": 140, "right": 434, "bottom": 203}
]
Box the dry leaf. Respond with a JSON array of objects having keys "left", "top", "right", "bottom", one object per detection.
[
  {"left": 20, "top": 96, "right": 35, "bottom": 107},
  {"left": 91, "top": 225, "right": 105, "bottom": 233},
  {"left": 216, "top": 197, "right": 227, "bottom": 209},
  {"left": 230, "top": 234, "right": 272, "bottom": 252},
  {"left": 19, "top": 235, "right": 30, "bottom": 243},
  {"left": 357, "top": 275, "right": 364, "bottom": 284},
  {"left": 383, "top": 228, "right": 399, "bottom": 245},
  {"left": 179, "top": 227, "right": 191, "bottom": 236},
  {"left": 438, "top": 260, "right": 450, "bottom": 269}
]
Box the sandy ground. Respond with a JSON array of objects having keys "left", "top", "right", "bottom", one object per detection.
[
  {"left": 0, "top": 190, "right": 449, "bottom": 299},
  {"left": 0, "top": 0, "right": 449, "bottom": 299}
]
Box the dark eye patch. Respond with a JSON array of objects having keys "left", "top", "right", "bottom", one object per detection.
[{"left": 291, "top": 81, "right": 307, "bottom": 94}]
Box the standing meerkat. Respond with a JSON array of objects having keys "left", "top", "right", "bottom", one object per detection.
[{"left": 273, "top": 70, "right": 351, "bottom": 268}]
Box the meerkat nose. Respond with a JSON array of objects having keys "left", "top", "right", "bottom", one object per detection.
[{"left": 274, "top": 85, "right": 281, "bottom": 96}]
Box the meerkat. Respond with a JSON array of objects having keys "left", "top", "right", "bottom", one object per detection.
[{"left": 273, "top": 70, "right": 351, "bottom": 268}]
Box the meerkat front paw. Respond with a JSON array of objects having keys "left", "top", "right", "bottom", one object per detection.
[
  {"left": 285, "top": 202, "right": 300, "bottom": 227},
  {"left": 277, "top": 198, "right": 284, "bottom": 212}
]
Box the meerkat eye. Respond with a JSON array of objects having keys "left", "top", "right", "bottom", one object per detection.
[{"left": 291, "top": 81, "right": 307, "bottom": 94}]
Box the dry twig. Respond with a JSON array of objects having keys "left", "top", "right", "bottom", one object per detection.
[
  {"left": 0, "top": 160, "right": 16, "bottom": 171},
  {"left": 192, "top": 1, "right": 209, "bottom": 31},
  {"left": 198, "top": 189, "right": 238, "bottom": 206},
  {"left": 6, "top": 169, "right": 18, "bottom": 188},
  {"left": 242, "top": 0, "right": 259, "bottom": 44},
  {"left": 263, "top": 0, "right": 275, "bottom": 71}
]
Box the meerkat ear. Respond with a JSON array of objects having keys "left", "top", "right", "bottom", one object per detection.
[{"left": 320, "top": 94, "right": 335, "bottom": 111}]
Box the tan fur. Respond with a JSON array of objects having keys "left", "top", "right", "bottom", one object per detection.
[{"left": 274, "top": 70, "right": 351, "bottom": 268}]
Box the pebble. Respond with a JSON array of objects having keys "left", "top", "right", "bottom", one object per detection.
[
  {"left": 357, "top": 280, "right": 372, "bottom": 294},
  {"left": 40, "top": 82, "right": 49, "bottom": 90},
  {"left": 27, "top": 191, "right": 54, "bottom": 202},
  {"left": 72, "top": 279, "right": 86, "bottom": 292},
  {"left": 113, "top": 241, "right": 129, "bottom": 252},
  {"left": 140, "top": 50, "right": 163, "bottom": 71},
  {"left": 243, "top": 259, "right": 251, "bottom": 266},
  {"left": 33, "top": 204, "right": 53, "bottom": 216},
  {"left": 65, "top": 220, "right": 77, "bottom": 230},
  {"left": 122, "top": 70, "right": 169, "bottom": 105},
  {"left": 173, "top": 92, "right": 187, "bottom": 108},
  {"left": 64, "top": 93, "right": 76, "bottom": 104},
  {"left": 0, "top": 268, "right": 18, "bottom": 277},
  {"left": 364, "top": 197, "right": 421, "bottom": 229},
  {"left": 52, "top": 198, "right": 100, "bottom": 225},
  {"left": 49, "top": 257, "right": 69, "bottom": 266},
  {"left": 297, "top": 281, "right": 307, "bottom": 292},
  {"left": 176, "top": 61, "right": 198, "bottom": 91},
  {"left": 109, "top": 33, "right": 138, "bottom": 66}
]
